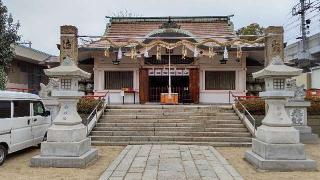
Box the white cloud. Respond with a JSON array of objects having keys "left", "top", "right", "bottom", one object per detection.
[{"left": 3, "top": 0, "right": 296, "bottom": 55}]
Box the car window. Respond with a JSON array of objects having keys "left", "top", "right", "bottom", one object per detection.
[
  {"left": 13, "top": 101, "right": 30, "bottom": 117},
  {"left": 0, "top": 101, "right": 11, "bottom": 118},
  {"left": 33, "top": 101, "right": 45, "bottom": 116}
]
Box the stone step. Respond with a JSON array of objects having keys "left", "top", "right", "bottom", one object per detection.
[
  {"left": 96, "top": 122, "right": 202, "bottom": 127},
  {"left": 93, "top": 126, "right": 206, "bottom": 132},
  {"left": 91, "top": 141, "right": 251, "bottom": 147},
  {"left": 98, "top": 118, "right": 198, "bottom": 123},
  {"left": 206, "top": 120, "right": 242, "bottom": 124},
  {"left": 206, "top": 124, "right": 246, "bottom": 128},
  {"left": 105, "top": 108, "right": 235, "bottom": 114},
  {"left": 101, "top": 115, "right": 240, "bottom": 120},
  {"left": 94, "top": 123, "right": 245, "bottom": 130},
  {"left": 90, "top": 136, "right": 252, "bottom": 142},
  {"left": 90, "top": 131, "right": 250, "bottom": 137},
  {"left": 106, "top": 105, "right": 233, "bottom": 110}
]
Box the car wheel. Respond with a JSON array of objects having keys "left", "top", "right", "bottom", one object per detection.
[{"left": 0, "top": 145, "right": 7, "bottom": 166}]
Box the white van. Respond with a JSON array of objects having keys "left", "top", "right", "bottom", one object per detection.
[{"left": 0, "top": 91, "right": 52, "bottom": 165}]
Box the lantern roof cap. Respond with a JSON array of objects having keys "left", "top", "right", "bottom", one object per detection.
[
  {"left": 44, "top": 56, "right": 91, "bottom": 79},
  {"left": 253, "top": 56, "right": 302, "bottom": 79}
]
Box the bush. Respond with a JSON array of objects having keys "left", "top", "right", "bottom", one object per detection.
[
  {"left": 77, "top": 98, "right": 102, "bottom": 114},
  {"left": 236, "top": 98, "right": 265, "bottom": 115},
  {"left": 305, "top": 95, "right": 320, "bottom": 115}
]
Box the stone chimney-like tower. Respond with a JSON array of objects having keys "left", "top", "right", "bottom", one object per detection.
[{"left": 60, "top": 25, "right": 78, "bottom": 64}]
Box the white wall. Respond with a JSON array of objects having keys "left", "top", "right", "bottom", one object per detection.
[
  {"left": 311, "top": 68, "right": 320, "bottom": 89},
  {"left": 93, "top": 51, "right": 249, "bottom": 104}
]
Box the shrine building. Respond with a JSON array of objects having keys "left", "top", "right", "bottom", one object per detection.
[{"left": 69, "top": 16, "right": 268, "bottom": 104}]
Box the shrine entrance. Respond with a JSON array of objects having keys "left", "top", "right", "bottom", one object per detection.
[{"left": 149, "top": 76, "right": 189, "bottom": 103}]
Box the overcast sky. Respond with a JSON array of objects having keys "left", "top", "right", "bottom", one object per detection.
[{"left": 4, "top": 0, "right": 299, "bottom": 55}]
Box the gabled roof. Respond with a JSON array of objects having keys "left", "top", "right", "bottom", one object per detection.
[
  {"left": 84, "top": 16, "right": 236, "bottom": 49},
  {"left": 13, "top": 44, "right": 56, "bottom": 65}
]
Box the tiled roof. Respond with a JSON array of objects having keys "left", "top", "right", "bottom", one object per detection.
[{"left": 84, "top": 16, "right": 236, "bottom": 49}]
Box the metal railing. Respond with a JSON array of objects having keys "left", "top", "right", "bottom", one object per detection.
[
  {"left": 229, "top": 91, "right": 257, "bottom": 136},
  {"left": 85, "top": 91, "right": 109, "bottom": 135}
]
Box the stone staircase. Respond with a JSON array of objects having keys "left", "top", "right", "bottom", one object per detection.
[{"left": 90, "top": 105, "right": 252, "bottom": 147}]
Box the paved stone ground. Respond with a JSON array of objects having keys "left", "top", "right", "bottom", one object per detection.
[{"left": 99, "top": 145, "right": 243, "bottom": 180}]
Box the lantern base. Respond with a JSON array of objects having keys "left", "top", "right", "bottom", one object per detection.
[
  {"left": 31, "top": 148, "right": 98, "bottom": 168},
  {"left": 245, "top": 150, "right": 316, "bottom": 171}
]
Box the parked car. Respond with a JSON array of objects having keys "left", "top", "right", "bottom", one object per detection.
[{"left": 0, "top": 91, "right": 51, "bottom": 165}]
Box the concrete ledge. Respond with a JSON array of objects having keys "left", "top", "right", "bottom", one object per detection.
[
  {"left": 30, "top": 148, "right": 98, "bottom": 168},
  {"left": 252, "top": 139, "right": 306, "bottom": 160},
  {"left": 300, "top": 133, "right": 319, "bottom": 144},
  {"left": 245, "top": 150, "right": 317, "bottom": 171},
  {"left": 40, "top": 138, "right": 91, "bottom": 157},
  {"left": 47, "top": 124, "right": 87, "bottom": 142}
]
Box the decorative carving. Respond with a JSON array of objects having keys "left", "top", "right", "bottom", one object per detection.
[
  {"left": 62, "top": 39, "right": 72, "bottom": 50},
  {"left": 160, "top": 17, "right": 181, "bottom": 29},
  {"left": 286, "top": 79, "right": 306, "bottom": 101},
  {"left": 271, "top": 40, "right": 281, "bottom": 55},
  {"left": 290, "top": 108, "right": 305, "bottom": 125},
  {"left": 39, "top": 78, "right": 59, "bottom": 98}
]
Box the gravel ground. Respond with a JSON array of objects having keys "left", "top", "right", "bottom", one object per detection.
[
  {"left": 0, "top": 146, "right": 124, "bottom": 180},
  {"left": 217, "top": 140, "right": 320, "bottom": 180},
  {"left": 1, "top": 143, "right": 320, "bottom": 180}
]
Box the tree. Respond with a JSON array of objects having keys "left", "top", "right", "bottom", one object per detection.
[
  {"left": 236, "top": 23, "right": 264, "bottom": 41},
  {"left": 0, "top": 0, "right": 20, "bottom": 90}
]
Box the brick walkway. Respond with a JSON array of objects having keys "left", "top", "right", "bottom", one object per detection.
[{"left": 99, "top": 145, "right": 243, "bottom": 180}]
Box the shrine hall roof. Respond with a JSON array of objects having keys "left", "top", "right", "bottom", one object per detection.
[{"left": 83, "top": 16, "right": 241, "bottom": 49}]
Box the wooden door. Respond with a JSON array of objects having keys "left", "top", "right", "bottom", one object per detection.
[
  {"left": 139, "top": 68, "right": 149, "bottom": 104},
  {"left": 189, "top": 68, "right": 200, "bottom": 104}
]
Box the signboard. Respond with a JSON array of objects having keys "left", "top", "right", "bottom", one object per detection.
[{"left": 148, "top": 68, "right": 189, "bottom": 76}]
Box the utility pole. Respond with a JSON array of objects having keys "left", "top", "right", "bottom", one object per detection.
[{"left": 292, "top": 0, "right": 312, "bottom": 69}]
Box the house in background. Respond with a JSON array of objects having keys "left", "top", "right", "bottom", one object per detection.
[
  {"left": 285, "top": 32, "right": 320, "bottom": 90},
  {"left": 6, "top": 44, "right": 57, "bottom": 93},
  {"left": 76, "top": 16, "right": 266, "bottom": 104}
]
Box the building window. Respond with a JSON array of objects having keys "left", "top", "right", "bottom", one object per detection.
[
  {"left": 105, "top": 71, "right": 133, "bottom": 90},
  {"left": 205, "top": 71, "right": 236, "bottom": 90},
  {"left": 61, "top": 79, "right": 72, "bottom": 90},
  {"left": 0, "top": 101, "right": 11, "bottom": 118},
  {"left": 33, "top": 101, "right": 45, "bottom": 116},
  {"left": 13, "top": 101, "right": 30, "bottom": 117},
  {"left": 273, "top": 78, "right": 285, "bottom": 90}
]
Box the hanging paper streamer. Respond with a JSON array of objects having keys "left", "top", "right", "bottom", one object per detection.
[
  {"left": 144, "top": 48, "right": 149, "bottom": 58},
  {"left": 236, "top": 46, "right": 242, "bottom": 62},
  {"left": 223, "top": 46, "right": 228, "bottom": 60},
  {"left": 131, "top": 46, "right": 137, "bottom": 60},
  {"left": 104, "top": 47, "right": 110, "bottom": 57},
  {"left": 208, "top": 46, "right": 214, "bottom": 58},
  {"left": 156, "top": 46, "right": 161, "bottom": 60},
  {"left": 182, "top": 45, "right": 187, "bottom": 59},
  {"left": 117, "top": 47, "right": 123, "bottom": 60},
  {"left": 194, "top": 46, "right": 198, "bottom": 58}
]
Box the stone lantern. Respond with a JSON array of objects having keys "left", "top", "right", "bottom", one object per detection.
[
  {"left": 245, "top": 56, "right": 316, "bottom": 171},
  {"left": 31, "top": 57, "right": 98, "bottom": 168}
]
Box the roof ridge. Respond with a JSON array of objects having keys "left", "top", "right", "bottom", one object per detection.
[{"left": 107, "top": 15, "right": 234, "bottom": 23}]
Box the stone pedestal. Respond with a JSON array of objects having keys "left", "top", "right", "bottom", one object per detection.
[
  {"left": 42, "top": 97, "right": 59, "bottom": 121},
  {"left": 245, "top": 56, "right": 316, "bottom": 171},
  {"left": 31, "top": 124, "right": 98, "bottom": 168},
  {"left": 31, "top": 58, "right": 98, "bottom": 168},
  {"left": 286, "top": 101, "right": 319, "bottom": 144}
]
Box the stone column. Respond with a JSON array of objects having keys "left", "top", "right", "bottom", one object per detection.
[
  {"left": 60, "top": 25, "right": 78, "bottom": 64},
  {"left": 244, "top": 56, "right": 316, "bottom": 171},
  {"left": 264, "top": 26, "right": 284, "bottom": 66}
]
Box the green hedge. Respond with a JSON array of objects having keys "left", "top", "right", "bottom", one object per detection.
[
  {"left": 306, "top": 96, "right": 320, "bottom": 115},
  {"left": 236, "top": 96, "right": 320, "bottom": 115},
  {"left": 77, "top": 98, "right": 103, "bottom": 114},
  {"left": 236, "top": 98, "right": 265, "bottom": 115}
]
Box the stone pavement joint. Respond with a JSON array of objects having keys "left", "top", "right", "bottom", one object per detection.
[{"left": 99, "top": 145, "right": 243, "bottom": 180}]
